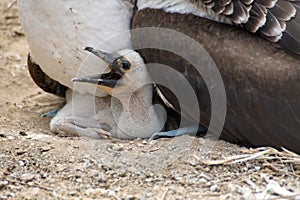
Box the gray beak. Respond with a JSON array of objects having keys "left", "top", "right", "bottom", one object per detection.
[{"left": 71, "top": 47, "right": 125, "bottom": 88}]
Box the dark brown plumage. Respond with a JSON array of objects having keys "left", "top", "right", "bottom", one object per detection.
[
  {"left": 131, "top": 8, "right": 300, "bottom": 153},
  {"left": 190, "top": 0, "right": 300, "bottom": 56},
  {"left": 27, "top": 53, "right": 67, "bottom": 97}
]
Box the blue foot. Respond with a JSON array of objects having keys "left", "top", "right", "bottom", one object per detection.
[
  {"left": 41, "top": 109, "right": 59, "bottom": 118},
  {"left": 150, "top": 126, "right": 207, "bottom": 140}
]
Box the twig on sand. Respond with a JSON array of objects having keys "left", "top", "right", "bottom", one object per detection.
[
  {"left": 161, "top": 187, "right": 169, "bottom": 200},
  {"left": 196, "top": 147, "right": 300, "bottom": 166}
]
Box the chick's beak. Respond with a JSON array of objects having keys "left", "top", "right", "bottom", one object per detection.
[{"left": 71, "top": 47, "right": 125, "bottom": 90}]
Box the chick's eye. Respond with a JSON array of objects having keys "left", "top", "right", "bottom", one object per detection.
[{"left": 122, "top": 61, "right": 131, "bottom": 70}]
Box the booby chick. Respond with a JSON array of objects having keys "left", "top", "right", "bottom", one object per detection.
[{"left": 52, "top": 47, "right": 165, "bottom": 139}]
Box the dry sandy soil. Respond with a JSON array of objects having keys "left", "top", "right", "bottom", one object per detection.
[{"left": 0, "top": 1, "right": 299, "bottom": 199}]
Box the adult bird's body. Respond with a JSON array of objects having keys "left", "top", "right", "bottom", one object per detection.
[
  {"left": 131, "top": 8, "right": 300, "bottom": 153},
  {"left": 19, "top": 0, "right": 133, "bottom": 95}
]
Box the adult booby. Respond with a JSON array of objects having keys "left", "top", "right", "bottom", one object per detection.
[
  {"left": 131, "top": 7, "right": 300, "bottom": 153},
  {"left": 19, "top": 0, "right": 134, "bottom": 95}
]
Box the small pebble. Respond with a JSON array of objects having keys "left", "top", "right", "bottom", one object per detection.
[
  {"left": 19, "top": 131, "right": 27, "bottom": 136},
  {"left": 210, "top": 184, "right": 219, "bottom": 192},
  {"left": 199, "top": 178, "right": 208, "bottom": 183},
  {"left": 111, "top": 144, "right": 124, "bottom": 151},
  {"left": 76, "top": 178, "right": 83, "bottom": 183},
  {"left": 69, "top": 191, "right": 80, "bottom": 196},
  {"left": 18, "top": 161, "right": 25, "bottom": 167},
  {"left": 0, "top": 181, "right": 8, "bottom": 189},
  {"left": 20, "top": 173, "right": 35, "bottom": 182},
  {"left": 255, "top": 166, "right": 261, "bottom": 171},
  {"left": 7, "top": 136, "right": 14, "bottom": 140},
  {"left": 41, "top": 146, "right": 52, "bottom": 152},
  {"left": 16, "top": 149, "right": 27, "bottom": 155}
]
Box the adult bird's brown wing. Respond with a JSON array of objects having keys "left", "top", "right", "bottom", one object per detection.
[
  {"left": 27, "top": 53, "right": 67, "bottom": 97},
  {"left": 191, "top": 0, "right": 300, "bottom": 56},
  {"left": 131, "top": 8, "right": 300, "bottom": 153}
]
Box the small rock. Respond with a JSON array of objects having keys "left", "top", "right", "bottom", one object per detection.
[
  {"left": 0, "top": 181, "right": 8, "bottom": 189},
  {"left": 41, "top": 146, "right": 52, "bottom": 152},
  {"left": 76, "top": 178, "right": 83, "bottom": 183},
  {"left": 210, "top": 184, "right": 219, "bottom": 192},
  {"left": 0, "top": 133, "right": 6, "bottom": 138},
  {"left": 119, "top": 170, "right": 127, "bottom": 177},
  {"left": 145, "top": 178, "right": 152, "bottom": 183},
  {"left": 18, "top": 161, "right": 25, "bottom": 167},
  {"left": 41, "top": 174, "right": 48, "bottom": 179},
  {"left": 69, "top": 157, "right": 76, "bottom": 163},
  {"left": 16, "top": 149, "right": 28, "bottom": 155},
  {"left": 69, "top": 191, "right": 80, "bottom": 196},
  {"left": 110, "top": 144, "right": 124, "bottom": 151},
  {"left": 173, "top": 174, "right": 183, "bottom": 181},
  {"left": 19, "top": 131, "right": 27, "bottom": 136},
  {"left": 188, "top": 158, "right": 199, "bottom": 166},
  {"left": 255, "top": 166, "right": 261, "bottom": 171},
  {"left": 20, "top": 173, "right": 35, "bottom": 182},
  {"left": 199, "top": 178, "right": 208, "bottom": 183},
  {"left": 12, "top": 27, "right": 24, "bottom": 36},
  {"left": 7, "top": 136, "right": 14, "bottom": 140}
]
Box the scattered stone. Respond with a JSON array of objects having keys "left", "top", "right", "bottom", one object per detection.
[
  {"left": 16, "top": 149, "right": 28, "bottom": 155},
  {"left": 210, "top": 185, "right": 220, "bottom": 192},
  {"left": 20, "top": 173, "right": 35, "bottom": 182},
  {"left": 19, "top": 131, "right": 27, "bottom": 136},
  {"left": 110, "top": 144, "right": 124, "bottom": 151},
  {"left": 12, "top": 27, "right": 24, "bottom": 36},
  {"left": 18, "top": 161, "right": 25, "bottom": 167},
  {"left": 7, "top": 136, "right": 14, "bottom": 140},
  {"left": 188, "top": 158, "right": 199, "bottom": 166},
  {"left": 69, "top": 191, "right": 80, "bottom": 196},
  {"left": 0, "top": 133, "right": 6, "bottom": 138},
  {"left": 199, "top": 178, "right": 208, "bottom": 183},
  {"left": 0, "top": 181, "right": 8, "bottom": 189},
  {"left": 41, "top": 145, "right": 52, "bottom": 153},
  {"left": 75, "top": 178, "right": 83, "bottom": 183}
]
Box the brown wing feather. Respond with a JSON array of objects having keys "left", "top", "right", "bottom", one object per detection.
[
  {"left": 260, "top": 12, "right": 284, "bottom": 37},
  {"left": 279, "top": 8, "right": 300, "bottom": 55},
  {"left": 191, "top": 0, "right": 300, "bottom": 56},
  {"left": 27, "top": 53, "right": 67, "bottom": 97}
]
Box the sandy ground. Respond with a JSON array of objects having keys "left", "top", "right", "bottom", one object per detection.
[{"left": 0, "top": 1, "right": 299, "bottom": 199}]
